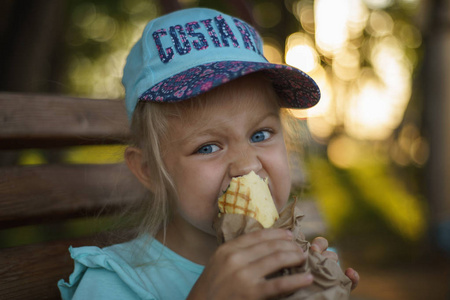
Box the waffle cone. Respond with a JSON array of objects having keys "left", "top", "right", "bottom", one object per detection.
[{"left": 218, "top": 171, "right": 279, "bottom": 228}]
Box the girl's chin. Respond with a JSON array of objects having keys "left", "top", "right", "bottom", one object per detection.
[
  {"left": 203, "top": 218, "right": 220, "bottom": 236},
  {"left": 192, "top": 223, "right": 218, "bottom": 238}
]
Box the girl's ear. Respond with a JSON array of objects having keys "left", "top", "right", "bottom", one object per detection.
[{"left": 124, "top": 147, "right": 153, "bottom": 191}]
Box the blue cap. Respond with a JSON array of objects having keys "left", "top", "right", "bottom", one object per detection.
[{"left": 122, "top": 7, "right": 320, "bottom": 119}]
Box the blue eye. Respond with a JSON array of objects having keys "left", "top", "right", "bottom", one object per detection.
[
  {"left": 197, "top": 144, "right": 220, "bottom": 154},
  {"left": 251, "top": 130, "right": 271, "bottom": 143}
]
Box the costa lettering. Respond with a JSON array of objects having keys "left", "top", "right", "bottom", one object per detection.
[{"left": 152, "top": 14, "right": 264, "bottom": 64}]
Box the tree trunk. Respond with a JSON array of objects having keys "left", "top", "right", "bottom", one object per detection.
[
  {"left": 0, "top": 0, "right": 67, "bottom": 93},
  {"left": 423, "top": 0, "right": 450, "bottom": 252}
]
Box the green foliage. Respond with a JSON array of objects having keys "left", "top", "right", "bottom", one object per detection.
[{"left": 304, "top": 153, "right": 427, "bottom": 264}]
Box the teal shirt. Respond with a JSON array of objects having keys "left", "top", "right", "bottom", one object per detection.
[{"left": 58, "top": 235, "right": 204, "bottom": 299}]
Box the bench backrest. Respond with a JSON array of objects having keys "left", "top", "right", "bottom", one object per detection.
[{"left": 0, "top": 93, "right": 142, "bottom": 299}]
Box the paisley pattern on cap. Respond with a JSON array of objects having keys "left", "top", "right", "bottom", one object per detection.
[{"left": 139, "top": 61, "right": 320, "bottom": 109}]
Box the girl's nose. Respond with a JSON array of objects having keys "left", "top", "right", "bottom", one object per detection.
[{"left": 228, "top": 146, "right": 262, "bottom": 178}]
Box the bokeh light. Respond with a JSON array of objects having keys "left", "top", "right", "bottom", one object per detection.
[
  {"left": 263, "top": 39, "right": 283, "bottom": 64},
  {"left": 363, "top": 0, "right": 394, "bottom": 9},
  {"left": 286, "top": 0, "right": 422, "bottom": 144},
  {"left": 314, "top": 0, "right": 349, "bottom": 57},
  {"left": 286, "top": 33, "right": 320, "bottom": 73},
  {"left": 332, "top": 46, "right": 361, "bottom": 81},
  {"left": 295, "top": 2, "right": 315, "bottom": 34},
  {"left": 366, "top": 10, "right": 394, "bottom": 37}
]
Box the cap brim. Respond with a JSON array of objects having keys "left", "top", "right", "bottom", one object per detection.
[{"left": 138, "top": 61, "right": 320, "bottom": 109}]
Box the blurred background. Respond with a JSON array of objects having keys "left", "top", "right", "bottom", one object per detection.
[{"left": 0, "top": 0, "right": 449, "bottom": 299}]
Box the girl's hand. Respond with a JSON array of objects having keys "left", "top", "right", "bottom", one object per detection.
[
  {"left": 310, "top": 237, "right": 360, "bottom": 290},
  {"left": 187, "top": 229, "right": 313, "bottom": 300}
]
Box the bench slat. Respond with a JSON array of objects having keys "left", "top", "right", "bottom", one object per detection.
[
  {"left": 0, "top": 163, "right": 143, "bottom": 228},
  {"left": 0, "top": 93, "right": 130, "bottom": 149},
  {"left": 0, "top": 233, "right": 134, "bottom": 299}
]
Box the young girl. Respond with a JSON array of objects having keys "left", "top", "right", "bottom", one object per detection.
[{"left": 58, "top": 7, "right": 359, "bottom": 299}]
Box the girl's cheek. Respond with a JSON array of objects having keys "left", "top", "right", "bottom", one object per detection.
[{"left": 276, "top": 182, "right": 292, "bottom": 210}]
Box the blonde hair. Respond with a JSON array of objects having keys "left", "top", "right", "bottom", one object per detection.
[
  {"left": 128, "top": 102, "right": 176, "bottom": 238},
  {"left": 127, "top": 72, "right": 307, "bottom": 238}
]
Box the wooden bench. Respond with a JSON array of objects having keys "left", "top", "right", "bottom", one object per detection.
[{"left": 0, "top": 93, "right": 143, "bottom": 299}]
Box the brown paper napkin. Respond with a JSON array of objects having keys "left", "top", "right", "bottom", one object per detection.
[{"left": 214, "top": 200, "right": 352, "bottom": 300}]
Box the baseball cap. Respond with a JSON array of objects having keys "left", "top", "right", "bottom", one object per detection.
[{"left": 122, "top": 7, "right": 320, "bottom": 119}]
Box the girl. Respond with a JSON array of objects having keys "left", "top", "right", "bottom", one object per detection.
[{"left": 58, "top": 7, "right": 359, "bottom": 299}]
